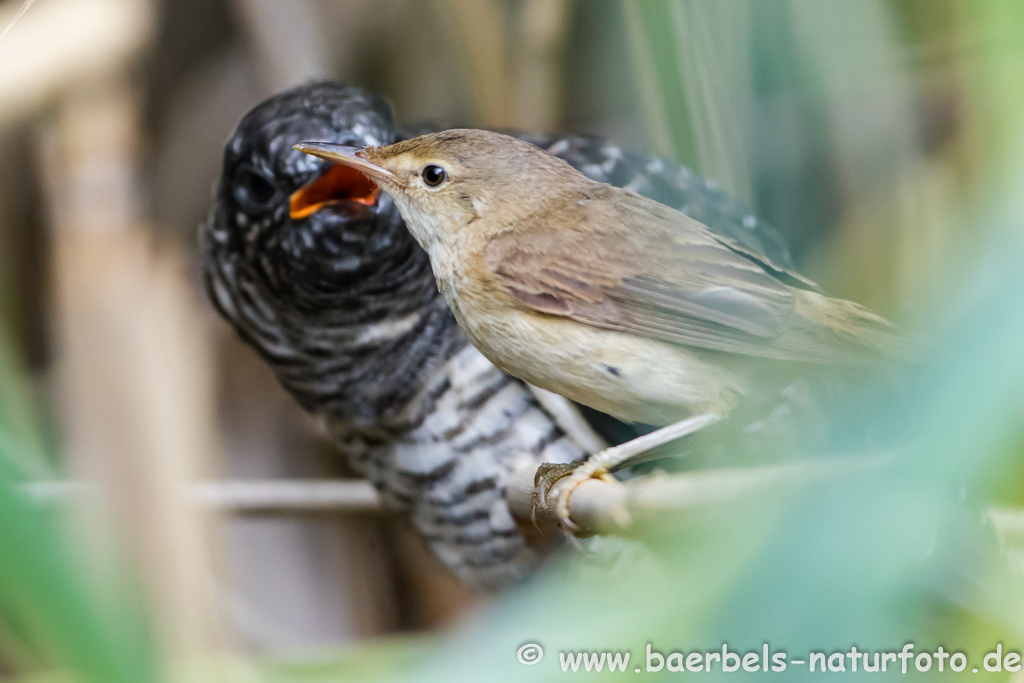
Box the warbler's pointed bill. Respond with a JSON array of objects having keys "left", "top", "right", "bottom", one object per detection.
[{"left": 293, "top": 142, "right": 395, "bottom": 180}]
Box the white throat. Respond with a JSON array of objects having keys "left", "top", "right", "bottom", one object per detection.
[{"left": 386, "top": 191, "right": 464, "bottom": 305}]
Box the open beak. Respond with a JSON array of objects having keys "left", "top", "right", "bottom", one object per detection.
[
  {"left": 293, "top": 142, "right": 395, "bottom": 181},
  {"left": 289, "top": 163, "right": 380, "bottom": 219},
  {"left": 290, "top": 143, "right": 393, "bottom": 220}
]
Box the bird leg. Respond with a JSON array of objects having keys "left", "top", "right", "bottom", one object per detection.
[{"left": 535, "top": 412, "right": 724, "bottom": 531}]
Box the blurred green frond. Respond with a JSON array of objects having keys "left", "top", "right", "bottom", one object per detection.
[
  {"left": 0, "top": 331, "right": 51, "bottom": 482},
  {"left": 0, "top": 326, "right": 156, "bottom": 683}
]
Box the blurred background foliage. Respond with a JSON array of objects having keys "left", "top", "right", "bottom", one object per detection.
[{"left": 1, "top": 0, "right": 1024, "bottom": 680}]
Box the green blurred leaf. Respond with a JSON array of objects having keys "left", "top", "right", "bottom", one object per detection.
[{"left": 0, "top": 326, "right": 156, "bottom": 683}]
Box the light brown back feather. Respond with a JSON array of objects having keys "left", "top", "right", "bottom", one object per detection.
[{"left": 484, "top": 185, "right": 914, "bottom": 365}]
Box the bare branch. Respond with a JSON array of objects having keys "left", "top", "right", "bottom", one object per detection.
[
  {"left": 508, "top": 456, "right": 889, "bottom": 535},
  {"left": 22, "top": 478, "right": 384, "bottom": 515}
]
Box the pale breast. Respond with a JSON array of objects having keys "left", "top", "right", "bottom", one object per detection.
[{"left": 452, "top": 301, "right": 748, "bottom": 426}]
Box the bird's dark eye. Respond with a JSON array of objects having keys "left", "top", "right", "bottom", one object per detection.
[
  {"left": 235, "top": 166, "right": 278, "bottom": 210},
  {"left": 421, "top": 164, "right": 448, "bottom": 188}
]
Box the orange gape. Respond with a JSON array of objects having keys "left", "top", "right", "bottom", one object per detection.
[{"left": 289, "top": 163, "right": 380, "bottom": 219}]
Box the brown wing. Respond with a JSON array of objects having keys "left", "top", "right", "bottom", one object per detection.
[{"left": 485, "top": 185, "right": 893, "bottom": 364}]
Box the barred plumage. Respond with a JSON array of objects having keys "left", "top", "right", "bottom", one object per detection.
[{"left": 201, "top": 82, "right": 795, "bottom": 589}]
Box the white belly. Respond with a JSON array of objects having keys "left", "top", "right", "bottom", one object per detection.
[{"left": 454, "top": 304, "right": 746, "bottom": 425}]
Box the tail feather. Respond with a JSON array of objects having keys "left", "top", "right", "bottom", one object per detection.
[{"left": 795, "top": 291, "right": 927, "bottom": 363}]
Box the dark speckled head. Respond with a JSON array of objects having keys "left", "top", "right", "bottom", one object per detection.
[
  {"left": 203, "top": 82, "right": 465, "bottom": 423},
  {"left": 209, "top": 82, "right": 409, "bottom": 303}
]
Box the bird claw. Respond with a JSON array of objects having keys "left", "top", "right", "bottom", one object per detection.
[
  {"left": 532, "top": 460, "right": 581, "bottom": 528},
  {"left": 531, "top": 414, "right": 723, "bottom": 534},
  {"left": 532, "top": 459, "right": 616, "bottom": 533}
]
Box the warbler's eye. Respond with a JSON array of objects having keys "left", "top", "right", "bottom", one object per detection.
[
  {"left": 235, "top": 166, "right": 278, "bottom": 210},
  {"left": 421, "top": 164, "right": 448, "bottom": 188}
]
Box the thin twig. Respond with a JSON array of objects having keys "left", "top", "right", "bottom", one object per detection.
[
  {"left": 190, "top": 479, "right": 382, "bottom": 514},
  {"left": 21, "top": 478, "right": 384, "bottom": 514},
  {"left": 24, "top": 465, "right": 1022, "bottom": 548},
  {"left": 508, "top": 456, "right": 888, "bottom": 535}
]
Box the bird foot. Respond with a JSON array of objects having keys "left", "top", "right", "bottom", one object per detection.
[
  {"left": 530, "top": 413, "right": 724, "bottom": 533},
  {"left": 533, "top": 458, "right": 618, "bottom": 532}
]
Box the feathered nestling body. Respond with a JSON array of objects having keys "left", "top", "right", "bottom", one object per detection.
[
  {"left": 203, "top": 84, "right": 584, "bottom": 588},
  {"left": 203, "top": 83, "right": 801, "bottom": 587}
]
